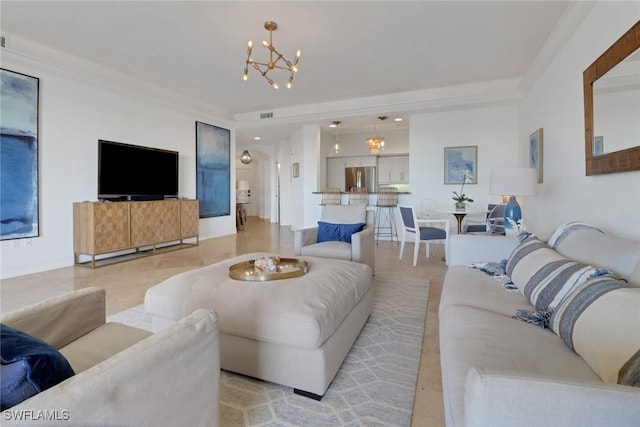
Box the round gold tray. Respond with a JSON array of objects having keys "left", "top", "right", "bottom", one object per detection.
[{"left": 228, "top": 257, "right": 308, "bottom": 282}]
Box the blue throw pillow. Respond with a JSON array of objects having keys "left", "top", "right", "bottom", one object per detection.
[
  {"left": 1, "top": 324, "right": 75, "bottom": 410},
  {"left": 317, "top": 221, "right": 366, "bottom": 244}
]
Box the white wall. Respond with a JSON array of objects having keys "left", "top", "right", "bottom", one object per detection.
[
  {"left": 409, "top": 104, "right": 520, "bottom": 211},
  {"left": 1, "top": 40, "right": 236, "bottom": 279},
  {"left": 519, "top": 2, "right": 640, "bottom": 241}
]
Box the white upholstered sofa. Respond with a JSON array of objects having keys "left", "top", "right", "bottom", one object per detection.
[
  {"left": 294, "top": 203, "right": 375, "bottom": 273},
  {"left": 1, "top": 287, "right": 220, "bottom": 426},
  {"left": 440, "top": 224, "right": 640, "bottom": 427}
]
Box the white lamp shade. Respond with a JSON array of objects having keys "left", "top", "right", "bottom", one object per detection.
[
  {"left": 237, "top": 180, "right": 250, "bottom": 191},
  {"left": 490, "top": 168, "right": 537, "bottom": 196}
]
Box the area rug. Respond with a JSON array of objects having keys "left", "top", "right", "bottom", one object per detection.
[{"left": 108, "top": 274, "right": 429, "bottom": 426}]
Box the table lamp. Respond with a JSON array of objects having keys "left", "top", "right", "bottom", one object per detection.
[
  {"left": 237, "top": 180, "right": 250, "bottom": 202},
  {"left": 490, "top": 168, "right": 537, "bottom": 236}
]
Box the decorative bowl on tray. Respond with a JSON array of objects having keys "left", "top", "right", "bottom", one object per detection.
[{"left": 228, "top": 256, "right": 308, "bottom": 282}]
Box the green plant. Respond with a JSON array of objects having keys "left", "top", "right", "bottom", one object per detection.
[{"left": 452, "top": 170, "right": 474, "bottom": 203}]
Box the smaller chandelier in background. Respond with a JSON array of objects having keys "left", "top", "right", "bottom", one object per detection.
[
  {"left": 366, "top": 116, "right": 388, "bottom": 154},
  {"left": 243, "top": 21, "right": 301, "bottom": 89}
]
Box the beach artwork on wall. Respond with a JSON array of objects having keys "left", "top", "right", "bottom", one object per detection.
[
  {"left": 196, "top": 121, "right": 230, "bottom": 218},
  {"left": 0, "top": 68, "right": 40, "bottom": 240},
  {"left": 444, "top": 145, "right": 477, "bottom": 184}
]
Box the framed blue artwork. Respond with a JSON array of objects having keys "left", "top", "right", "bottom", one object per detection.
[
  {"left": 1, "top": 68, "right": 39, "bottom": 240},
  {"left": 196, "top": 121, "right": 230, "bottom": 218},
  {"left": 444, "top": 145, "right": 477, "bottom": 184},
  {"left": 529, "top": 128, "right": 544, "bottom": 183}
]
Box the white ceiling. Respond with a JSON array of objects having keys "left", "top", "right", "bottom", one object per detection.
[{"left": 1, "top": 1, "right": 572, "bottom": 145}]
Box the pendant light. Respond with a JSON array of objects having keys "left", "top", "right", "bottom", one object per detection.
[
  {"left": 330, "top": 120, "right": 342, "bottom": 156},
  {"left": 240, "top": 150, "right": 253, "bottom": 164}
]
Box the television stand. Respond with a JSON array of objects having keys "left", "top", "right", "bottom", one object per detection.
[{"left": 73, "top": 199, "right": 199, "bottom": 268}]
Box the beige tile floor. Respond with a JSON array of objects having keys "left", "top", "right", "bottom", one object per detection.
[{"left": 0, "top": 217, "right": 446, "bottom": 427}]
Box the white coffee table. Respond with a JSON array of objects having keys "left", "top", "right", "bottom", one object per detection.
[{"left": 144, "top": 253, "right": 373, "bottom": 399}]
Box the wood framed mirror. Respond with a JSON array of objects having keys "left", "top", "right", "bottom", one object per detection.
[{"left": 584, "top": 20, "right": 640, "bottom": 175}]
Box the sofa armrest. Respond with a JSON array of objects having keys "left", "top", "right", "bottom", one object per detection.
[
  {"left": 464, "top": 368, "right": 640, "bottom": 427},
  {"left": 351, "top": 225, "right": 375, "bottom": 274},
  {"left": 294, "top": 227, "right": 318, "bottom": 255},
  {"left": 3, "top": 309, "right": 221, "bottom": 427},
  {"left": 0, "top": 287, "right": 106, "bottom": 349},
  {"left": 448, "top": 235, "right": 519, "bottom": 266}
]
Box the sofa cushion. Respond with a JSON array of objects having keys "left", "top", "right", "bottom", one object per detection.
[
  {"left": 301, "top": 241, "right": 352, "bottom": 261},
  {"left": 317, "top": 221, "right": 365, "bottom": 244},
  {"left": 505, "top": 234, "right": 606, "bottom": 311},
  {"left": 439, "top": 304, "right": 601, "bottom": 427},
  {"left": 550, "top": 277, "right": 640, "bottom": 386},
  {"left": 1, "top": 324, "right": 75, "bottom": 410},
  {"left": 59, "top": 322, "right": 152, "bottom": 374}
]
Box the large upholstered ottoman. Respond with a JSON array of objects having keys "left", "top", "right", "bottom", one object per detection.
[{"left": 144, "top": 252, "right": 373, "bottom": 398}]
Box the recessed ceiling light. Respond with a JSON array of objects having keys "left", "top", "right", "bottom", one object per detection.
[
  {"left": 253, "top": 136, "right": 261, "bottom": 140},
  {"left": 394, "top": 118, "right": 403, "bottom": 122}
]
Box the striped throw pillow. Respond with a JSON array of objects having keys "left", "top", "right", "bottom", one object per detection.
[
  {"left": 550, "top": 277, "right": 639, "bottom": 386},
  {"left": 506, "top": 234, "right": 607, "bottom": 311}
]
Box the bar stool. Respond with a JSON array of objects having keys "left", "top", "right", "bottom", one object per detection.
[
  {"left": 375, "top": 186, "right": 398, "bottom": 244},
  {"left": 348, "top": 187, "right": 369, "bottom": 205},
  {"left": 320, "top": 188, "right": 342, "bottom": 206}
]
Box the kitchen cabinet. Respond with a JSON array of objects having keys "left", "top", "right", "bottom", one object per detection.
[
  {"left": 378, "top": 155, "right": 410, "bottom": 184},
  {"left": 344, "top": 156, "right": 377, "bottom": 168}
]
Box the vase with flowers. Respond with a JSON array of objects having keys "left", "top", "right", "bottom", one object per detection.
[{"left": 452, "top": 170, "right": 474, "bottom": 211}]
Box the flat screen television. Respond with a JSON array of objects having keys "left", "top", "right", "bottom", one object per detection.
[{"left": 98, "top": 140, "right": 179, "bottom": 201}]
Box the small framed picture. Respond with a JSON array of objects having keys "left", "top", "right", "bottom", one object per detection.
[
  {"left": 444, "top": 146, "right": 477, "bottom": 184},
  {"left": 292, "top": 162, "right": 300, "bottom": 178},
  {"left": 529, "top": 128, "right": 543, "bottom": 183}
]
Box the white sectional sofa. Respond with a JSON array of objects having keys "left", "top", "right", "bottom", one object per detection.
[{"left": 440, "top": 224, "right": 640, "bottom": 427}]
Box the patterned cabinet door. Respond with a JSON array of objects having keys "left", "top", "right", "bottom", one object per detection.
[
  {"left": 156, "top": 200, "right": 181, "bottom": 242},
  {"left": 181, "top": 200, "right": 200, "bottom": 239},
  {"left": 93, "top": 203, "right": 130, "bottom": 253},
  {"left": 129, "top": 202, "right": 161, "bottom": 247}
]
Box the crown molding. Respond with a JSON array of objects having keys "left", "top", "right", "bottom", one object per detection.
[
  {"left": 1, "top": 32, "right": 233, "bottom": 125},
  {"left": 234, "top": 78, "right": 523, "bottom": 130}
]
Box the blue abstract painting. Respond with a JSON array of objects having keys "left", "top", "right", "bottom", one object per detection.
[
  {"left": 1, "top": 69, "right": 39, "bottom": 240},
  {"left": 444, "top": 146, "right": 477, "bottom": 184},
  {"left": 196, "top": 122, "right": 230, "bottom": 218}
]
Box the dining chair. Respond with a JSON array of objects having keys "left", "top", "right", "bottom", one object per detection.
[
  {"left": 398, "top": 205, "right": 450, "bottom": 267},
  {"left": 463, "top": 203, "right": 506, "bottom": 235}
]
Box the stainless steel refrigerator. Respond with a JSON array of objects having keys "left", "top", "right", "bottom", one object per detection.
[{"left": 345, "top": 167, "right": 376, "bottom": 192}]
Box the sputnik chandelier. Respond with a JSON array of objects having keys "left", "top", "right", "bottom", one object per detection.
[
  {"left": 366, "top": 116, "right": 388, "bottom": 154},
  {"left": 242, "top": 21, "right": 301, "bottom": 89}
]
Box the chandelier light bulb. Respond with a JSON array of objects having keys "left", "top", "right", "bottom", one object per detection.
[
  {"left": 262, "top": 40, "right": 269, "bottom": 47},
  {"left": 248, "top": 40, "right": 253, "bottom": 48}
]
